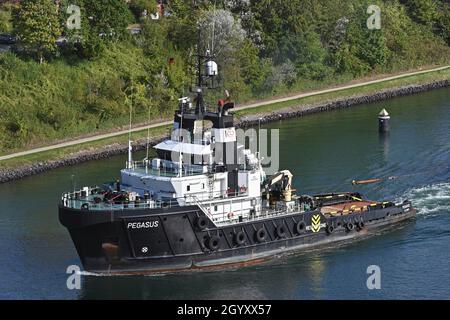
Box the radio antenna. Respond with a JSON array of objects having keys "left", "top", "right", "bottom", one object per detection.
[
  {"left": 145, "top": 102, "right": 151, "bottom": 161},
  {"left": 211, "top": 0, "right": 216, "bottom": 55}
]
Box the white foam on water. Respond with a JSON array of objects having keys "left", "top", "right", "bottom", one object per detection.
[
  {"left": 78, "top": 270, "right": 168, "bottom": 277},
  {"left": 398, "top": 182, "right": 450, "bottom": 216},
  {"left": 77, "top": 271, "right": 112, "bottom": 277}
]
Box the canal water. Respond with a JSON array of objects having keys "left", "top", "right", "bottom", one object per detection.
[{"left": 0, "top": 88, "right": 449, "bottom": 299}]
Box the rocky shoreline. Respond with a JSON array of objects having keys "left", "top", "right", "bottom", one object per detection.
[{"left": 1, "top": 78, "right": 449, "bottom": 183}]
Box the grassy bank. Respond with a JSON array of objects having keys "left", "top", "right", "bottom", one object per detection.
[
  {"left": 2, "top": 1, "right": 450, "bottom": 157},
  {"left": 236, "top": 66, "right": 450, "bottom": 117},
  {"left": 0, "top": 124, "right": 171, "bottom": 170},
  {"left": 1, "top": 66, "right": 449, "bottom": 171}
]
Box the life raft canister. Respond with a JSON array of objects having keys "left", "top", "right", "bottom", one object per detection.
[
  {"left": 234, "top": 230, "right": 246, "bottom": 246},
  {"left": 255, "top": 227, "right": 266, "bottom": 243},
  {"left": 195, "top": 215, "right": 208, "bottom": 231},
  {"left": 207, "top": 235, "right": 220, "bottom": 251}
]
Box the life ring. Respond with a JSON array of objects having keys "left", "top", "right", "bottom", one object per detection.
[
  {"left": 276, "top": 225, "right": 287, "bottom": 238},
  {"left": 81, "top": 203, "right": 89, "bottom": 210},
  {"left": 239, "top": 186, "right": 247, "bottom": 194},
  {"left": 195, "top": 216, "right": 208, "bottom": 231},
  {"left": 346, "top": 221, "right": 355, "bottom": 232},
  {"left": 326, "top": 224, "right": 335, "bottom": 234},
  {"left": 234, "top": 230, "right": 246, "bottom": 246},
  {"left": 206, "top": 235, "right": 220, "bottom": 251},
  {"left": 295, "top": 221, "right": 306, "bottom": 235},
  {"left": 227, "top": 212, "right": 235, "bottom": 220},
  {"left": 161, "top": 202, "right": 169, "bottom": 208},
  {"left": 93, "top": 197, "right": 102, "bottom": 204},
  {"left": 255, "top": 228, "right": 266, "bottom": 243}
]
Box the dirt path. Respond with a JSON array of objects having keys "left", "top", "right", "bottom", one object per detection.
[{"left": 1, "top": 65, "right": 448, "bottom": 162}]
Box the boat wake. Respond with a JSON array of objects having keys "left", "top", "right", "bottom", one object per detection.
[
  {"left": 77, "top": 271, "right": 111, "bottom": 277},
  {"left": 399, "top": 182, "right": 450, "bottom": 216},
  {"left": 77, "top": 270, "right": 168, "bottom": 277}
]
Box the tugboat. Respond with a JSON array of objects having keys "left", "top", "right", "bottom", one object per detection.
[{"left": 59, "top": 44, "right": 416, "bottom": 275}]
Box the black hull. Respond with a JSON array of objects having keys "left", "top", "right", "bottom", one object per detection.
[{"left": 59, "top": 202, "right": 416, "bottom": 275}]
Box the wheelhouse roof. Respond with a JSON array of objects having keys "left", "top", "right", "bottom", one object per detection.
[{"left": 154, "top": 140, "right": 212, "bottom": 155}]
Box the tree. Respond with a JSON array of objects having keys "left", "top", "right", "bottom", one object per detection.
[
  {"left": 128, "top": 0, "right": 156, "bottom": 21},
  {"left": 59, "top": 0, "right": 133, "bottom": 59},
  {"left": 197, "top": 9, "right": 246, "bottom": 59},
  {"left": 403, "top": 0, "right": 439, "bottom": 26},
  {"left": 13, "top": 0, "right": 61, "bottom": 63},
  {"left": 436, "top": 1, "right": 450, "bottom": 45},
  {"left": 0, "top": 2, "right": 16, "bottom": 33},
  {"left": 83, "top": 0, "right": 133, "bottom": 41}
]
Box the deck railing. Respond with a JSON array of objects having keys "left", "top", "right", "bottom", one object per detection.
[
  {"left": 126, "top": 160, "right": 214, "bottom": 177},
  {"left": 60, "top": 186, "right": 249, "bottom": 212}
]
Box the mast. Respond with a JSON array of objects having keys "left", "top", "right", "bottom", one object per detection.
[
  {"left": 178, "top": 101, "right": 184, "bottom": 177},
  {"left": 195, "top": 28, "right": 205, "bottom": 115},
  {"left": 127, "top": 80, "right": 134, "bottom": 169}
]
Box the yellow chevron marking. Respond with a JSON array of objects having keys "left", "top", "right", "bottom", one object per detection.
[{"left": 311, "top": 214, "right": 322, "bottom": 233}]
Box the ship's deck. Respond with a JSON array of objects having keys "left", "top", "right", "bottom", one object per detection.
[{"left": 320, "top": 200, "right": 379, "bottom": 216}]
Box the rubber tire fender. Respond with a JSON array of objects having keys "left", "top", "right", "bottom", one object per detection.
[
  {"left": 255, "top": 228, "right": 267, "bottom": 243},
  {"left": 195, "top": 216, "right": 209, "bottom": 231},
  {"left": 296, "top": 221, "right": 306, "bottom": 235},
  {"left": 326, "top": 224, "right": 334, "bottom": 234},
  {"left": 346, "top": 221, "right": 355, "bottom": 232},
  {"left": 234, "top": 230, "right": 246, "bottom": 246},
  {"left": 276, "top": 224, "right": 287, "bottom": 238},
  {"left": 357, "top": 220, "right": 365, "bottom": 230},
  {"left": 207, "top": 235, "right": 220, "bottom": 251}
]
